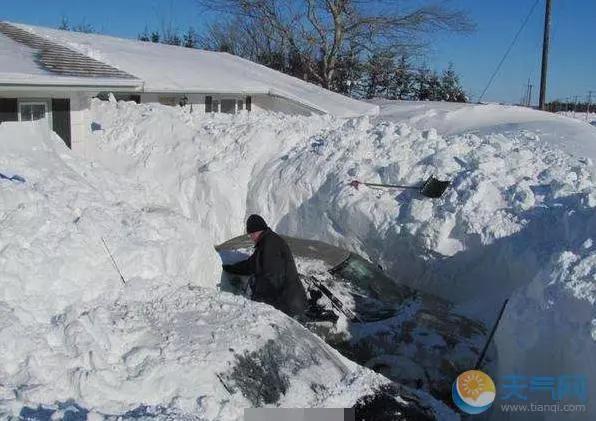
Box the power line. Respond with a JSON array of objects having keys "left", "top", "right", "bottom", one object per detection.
[{"left": 478, "top": 0, "right": 541, "bottom": 103}]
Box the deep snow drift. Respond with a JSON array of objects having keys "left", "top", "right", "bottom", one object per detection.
[
  {"left": 87, "top": 98, "right": 594, "bottom": 419},
  {"left": 1, "top": 97, "right": 594, "bottom": 419},
  {"left": 557, "top": 111, "right": 596, "bottom": 127},
  {"left": 0, "top": 123, "right": 454, "bottom": 419}
]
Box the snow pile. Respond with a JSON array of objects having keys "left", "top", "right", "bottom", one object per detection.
[
  {"left": 89, "top": 99, "right": 594, "bottom": 418},
  {"left": 0, "top": 122, "right": 454, "bottom": 419},
  {"left": 0, "top": 123, "right": 220, "bottom": 314},
  {"left": 375, "top": 99, "right": 596, "bottom": 176},
  {"left": 557, "top": 111, "right": 596, "bottom": 127},
  {"left": 90, "top": 100, "right": 594, "bottom": 300},
  {"left": 86, "top": 99, "right": 348, "bottom": 243},
  {"left": 2, "top": 97, "right": 593, "bottom": 418}
]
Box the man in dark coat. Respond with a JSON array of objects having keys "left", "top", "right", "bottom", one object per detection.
[{"left": 222, "top": 214, "right": 307, "bottom": 317}]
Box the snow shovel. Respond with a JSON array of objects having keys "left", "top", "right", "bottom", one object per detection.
[{"left": 349, "top": 175, "right": 450, "bottom": 199}]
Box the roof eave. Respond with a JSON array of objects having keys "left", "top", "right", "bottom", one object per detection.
[
  {"left": 0, "top": 80, "right": 143, "bottom": 92},
  {"left": 139, "top": 87, "right": 268, "bottom": 95}
]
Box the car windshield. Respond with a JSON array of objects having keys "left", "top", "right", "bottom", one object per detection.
[{"left": 331, "top": 254, "right": 414, "bottom": 303}]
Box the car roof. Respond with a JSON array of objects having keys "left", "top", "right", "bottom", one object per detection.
[{"left": 215, "top": 233, "right": 350, "bottom": 269}]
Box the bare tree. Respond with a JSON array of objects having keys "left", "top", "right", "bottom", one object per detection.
[
  {"left": 197, "top": 0, "right": 473, "bottom": 90},
  {"left": 58, "top": 16, "right": 96, "bottom": 33}
]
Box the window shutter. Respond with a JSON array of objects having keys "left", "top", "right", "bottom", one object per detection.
[
  {"left": 0, "top": 98, "right": 18, "bottom": 123},
  {"left": 245, "top": 96, "right": 252, "bottom": 111},
  {"left": 52, "top": 99, "right": 71, "bottom": 148},
  {"left": 205, "top": 96, "right": 212, "bottom": 113}
]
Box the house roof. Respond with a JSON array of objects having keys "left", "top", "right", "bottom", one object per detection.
[
  {"left": 1, "top": 22, "right": 378, "bottom": 117},
  {"left": 0, "top": 22, "right": 142, "bottom": 90}
]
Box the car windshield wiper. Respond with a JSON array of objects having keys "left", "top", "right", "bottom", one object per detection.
[{"left": 304, "top": 276, "right": 364, "bottom": 323}]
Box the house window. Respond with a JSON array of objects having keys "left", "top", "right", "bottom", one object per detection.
[
  {"left": 158, "top": 97, "right": 178, "bottom": 106},
  {"left": 20, "top": 102, "right": 47, "bottom": 122},
  {"left": 205, "top": 96, "right": 248, "bottom": 114},
  {"left": 221, "top": 99, "right": 236, "bottom": 114}
]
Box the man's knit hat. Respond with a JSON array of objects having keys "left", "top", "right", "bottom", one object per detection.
[{"left": 246, "top": 214, "right": 268, "bottom": 234}]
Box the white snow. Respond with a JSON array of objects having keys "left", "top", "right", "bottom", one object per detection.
[
  {"left": 374, "top": 100, "right": 596, "bottom": 175},
  {"left": 558, "top": 111, "right": 596, "bottom": 126},
  {"left": 87, "top": 99, "right": 594, "bottom": 419},
  {"left": 0, "top": 32, "right": 142, "bottom": 88},
  {"left": 10, "top": 22, "right": 378, "bottom": 118},
  {"left": 2, "top": 96, "right": 594, "bottom": 419},
  {"left": 0, "top": 121, "right": 454, "bottom": 419},
  {"left": 0, "top": 32, "right": 51, "bottom": 76}
]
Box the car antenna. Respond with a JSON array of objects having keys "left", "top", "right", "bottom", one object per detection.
[
  {"left": 475, "top": 298, "right": 509, "bottom": 370},
  {"left": 215, "top": 373, "right": 234, "bottom": 396},
  {"left": 101, "top": 236, "right": 126, "bottom": 285}
]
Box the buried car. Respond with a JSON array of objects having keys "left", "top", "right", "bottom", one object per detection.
[
  {"left": 216, "top": 234, "right": 494, "bottom": 404},
  {"left": 11, "top": 285, "right": 455, "bottom": 420}
]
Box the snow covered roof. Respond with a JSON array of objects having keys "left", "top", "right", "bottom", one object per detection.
[
  {"left": 0, "top": 22, "right": 142, "bottom": 89},
  {"left": 4, "top": 22, "right": 378, "bottom": 117}
]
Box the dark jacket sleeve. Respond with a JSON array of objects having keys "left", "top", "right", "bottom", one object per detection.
[
  {"left": 253, "top": 237, "right": 285, "bottom": 300},
  {"left": 223, "top": 253, "right": 256, "bottom": 275}
]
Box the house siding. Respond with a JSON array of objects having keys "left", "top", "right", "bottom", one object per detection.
[
  {"left": 0, "top": 90, "right": 92, "bottom": 151},
  {"left": 69, "top": 93, "right": 91, "bottom": 154}
]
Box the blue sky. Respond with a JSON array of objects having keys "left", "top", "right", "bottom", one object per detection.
[{"left": 1, "top": 0, "right": 594, "bottom": 105}]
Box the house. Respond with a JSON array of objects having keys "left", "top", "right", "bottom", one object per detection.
[{"left": 0, "top": 21, "right": 378, "bottom": 153}]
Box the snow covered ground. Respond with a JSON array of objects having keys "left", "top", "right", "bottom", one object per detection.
[
  {"left": 557, "top": 111, "right": 596, "bottom": 127},
  {"left": 88, "top": 98, "right": 594, "bottom": 419},
  {"left": 375, "top": 100, "right": 596, "bottom": 176},
  {"left": 1, "top": 97, "right": 594, "bottom": 419},
  {"left": 0, "top": 122, "right": 454, "bottom": 419}
]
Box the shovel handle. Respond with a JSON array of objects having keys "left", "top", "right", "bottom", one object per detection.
[{"left": 350, "top": 180, "right": 418, "bottom": 190}]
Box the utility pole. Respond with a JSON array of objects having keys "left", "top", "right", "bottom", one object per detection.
[
  {"left": 520, "top": 85, "right": 527, "bottom": 106},
  {"left": 587, "top": 91, "right": 593, "bottom": 121},
  {"left": 539, "top": 0, "right": 552, "bottom": 110},
  {"left": 528, "top": 84, "right": 533, "bottom": 107}
]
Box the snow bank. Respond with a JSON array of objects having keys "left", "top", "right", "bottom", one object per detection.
[
  {"left": 88, "top": 99, "right": 594, "bottom": 419},
  {"left": 558, "top": 111, "right": 596, "bottom": 127},
  {"left": 374, "top": 100, "right": 596, "bottom": 176},
  {"left": 0, "top": 122, "right": 219, "bottom": 320},
  {"left": 0, "top": 120, "right": 454, "bottom": 419},
  {"left": 0, "top": 122, "right": 228, "bottom": 416},
  {"left": 86, "top": 99, "right": 347, "bottom": 244},
  {"left": 3, "top": 98, "right": 593, "bottom": 418}
]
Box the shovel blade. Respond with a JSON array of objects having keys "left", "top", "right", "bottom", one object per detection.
[{"left": 419, "top": 175, "right": 450, "bottom": 198}]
